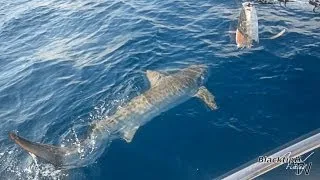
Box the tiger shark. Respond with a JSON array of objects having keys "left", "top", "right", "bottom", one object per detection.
[{"left": 9, "top": 64, "right": 217, "bottom": 169}]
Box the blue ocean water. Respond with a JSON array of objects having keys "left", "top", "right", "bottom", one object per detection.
[{"left": 0, "top": 0, "right": 319, "bottom": 179}]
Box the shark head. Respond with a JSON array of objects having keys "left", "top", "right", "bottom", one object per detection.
[{"left": 180, "top": 64, "right": 208, "bottom": 86}]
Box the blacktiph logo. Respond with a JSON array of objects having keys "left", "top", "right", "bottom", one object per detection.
[
  {"left": 258, "top": 151, "right": 314, "bottom": 176},
  {"left": 285, "top": 152, "right": 313, "bottom": 175}
]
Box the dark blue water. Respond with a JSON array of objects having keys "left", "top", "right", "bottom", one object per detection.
[{"left": 0, "top": 0, "right": 319, "bottom": 179}]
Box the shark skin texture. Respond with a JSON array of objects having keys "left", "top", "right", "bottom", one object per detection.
[{"left": 9, "top": 64, "right": 218, "bottom": 169}]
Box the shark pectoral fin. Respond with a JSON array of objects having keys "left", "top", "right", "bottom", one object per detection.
[
  {"left": 122, "top": 126, "right": 139, "bottom": 143},
  {"left": 9, "top": 132, "right": 68, "bottom": 167},
  {"left": 195, "top": 86, "right": 218, "bottom": 110}
]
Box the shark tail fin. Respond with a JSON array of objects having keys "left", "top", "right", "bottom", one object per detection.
[{"left": 9, "top": 132, "right": 68, "bottom": 167}]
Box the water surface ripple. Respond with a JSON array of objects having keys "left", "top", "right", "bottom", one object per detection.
[{"left": 0, "top": 0, "right": 319, "bottom": 179}]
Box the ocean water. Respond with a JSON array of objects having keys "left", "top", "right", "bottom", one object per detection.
[{"left": 0, "top": 0, "right": 319, "bottom": 179}]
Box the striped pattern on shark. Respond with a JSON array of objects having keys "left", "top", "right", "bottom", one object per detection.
[{"left": 9, "top": 64, "right": 217, "bottom": 169}]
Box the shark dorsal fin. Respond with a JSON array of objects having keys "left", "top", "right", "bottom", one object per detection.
[{"left": 146, "top": 70, "right": 165, "bottom": 86}]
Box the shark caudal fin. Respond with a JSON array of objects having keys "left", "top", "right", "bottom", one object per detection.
[{"left": 9, "top": 132, "right": 68, "bottom": 167}]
